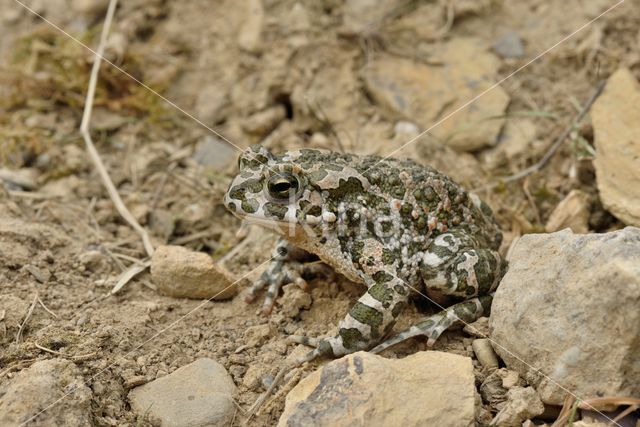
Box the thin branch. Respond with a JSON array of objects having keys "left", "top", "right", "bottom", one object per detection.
[
  {"left": 34, "top": 343, "right": 97, "bottom": 360},
  {"left": 16, "top": 292, "right": 39, "bottom": 344},
  {"left": 79, "top": 0, "right": 154, "bottom": 257},
  {"left": 37, "top": 297, "right": 58, "bottom": 318},
  {"left": 475, "top": 80, "right": 606, "bottom": 192}
]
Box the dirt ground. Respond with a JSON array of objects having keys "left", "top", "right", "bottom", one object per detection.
[{"left": 0, "top": 0, "right": 637, "bottom": 425}]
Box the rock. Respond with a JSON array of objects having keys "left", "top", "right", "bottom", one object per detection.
[
  {"left": 193, "top": 136, "right": 238, "bottom": 171},
  {"left": 241, "top": 105, "right": 287, "bottom": 136},
  {"left": 592, "top": 68, "right": 640, "bottom": 226},
  {"left": 0, "top": 168, "right": 38, "bottom": 191},
  {"left": 194, "top": 84, "right": 230, "bottom": 125},
  {"left": 485, "top": 118, "right": 537, "bottom": 167},
  {"left": 363, "top": 38, "right": 509, "bottom": 151},
  {"left": 237, "top": 0, "right": 264, "bottom": 53},
  {"left": 463, "top": 316, "right": 490, "bottom": 338},
  {"left": 279, "top": 283, "right": 312, "bottom": 318},
  {"left": 490, "top": 227, "right": 640, "bottom": 404},
  {"left": 129, "top": 358, "right": 237, "bottom": 427},
  {"left": 0, "top": 359, "right": 93, "bottom": 426},
  {"left": 342, "top": 0, "right": 404, "bottom": 34},
  {"left": 492, "top": 31, "right": 525, "bottom": 58},
  {"left": 79, "top": 250, "right": 106, "bottom": 271},
  {"left": 243, "top": 324, "right": 273, "bottom": 347},
  {"left": 490, "top": 387, "right": 544, "bottom": 426},
  {"left": 501, "top": 370, "right": 520, "bottom": 389},
  {"left": 278, "top": 351, "right": 476, "bottom": 427},
  {"left": 472, "top": 338, "right": 499, "bottom": 369},
  {"left": 91, "top": 108, "right": 129, "bottom": 131},
  {"left": 545, "top": 189, "right": 591, "bottom": 233},
  {"left": 394, "top": 121, "right": 420, "bottom": 136},
  {"left": 479, "top": 369, "right": 508, "bottom": 408},
  {"left": 150, "top": 245, "right": 237, "bottom": 300}
]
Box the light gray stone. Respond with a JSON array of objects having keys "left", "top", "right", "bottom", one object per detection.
[
  {"left": 129, "top": 358, "right": 237, "bottom": 427},
  {"left": 0, "top": 359, "right": 93, "bottom": 426},
  {"left": 490, "top": 227, "right": 640, "bottom": 404},
  {"left": 492, "top": 31, "right": 524, "bottom": 58},
  {"left": 279, "top": 351, "right": 475, "bottom": 427},
  {"left": 193, "top": 136, "right": 237, "bottom": 171}
]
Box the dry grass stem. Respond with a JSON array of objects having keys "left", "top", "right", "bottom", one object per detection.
[
  {"left": 79, "top": 0, "right": 154, "bottom": 258},
  {"left": 15, "top": 292, "right": 38, "bottom": 344}
]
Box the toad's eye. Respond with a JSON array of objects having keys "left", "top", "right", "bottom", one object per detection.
[{"left": 266, "top": 173, "right": 300, "bottom": 200}]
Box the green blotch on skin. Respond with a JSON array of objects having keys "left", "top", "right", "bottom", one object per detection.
[
  {"left": 308, "top": 169, "right": 329, "bottom": 182},
  {"left": 326, "top": 177, "right": 365, "bottom": 200},
  {"left": 372, "top": 271, "right": 393, "bottom": 284},
  {"left": 368, "top": 283, "right": 394, "bottom": 308},
  {"left": 394, "top": 284, "right": 407, "bottom": 295},
  {"left": 391, "top": 301, "right": 406, "bottom": 318},
  {"left": 339, "top": 328, "right": 365, "bottom": 351},
  {"left": 263, "top": 202, "right": 288, "bottom": 219},
  {"left": 381, "top": 248, "right": 397, "bottom": 265},
  {"left": 241, "top": 199, "right": 259, "bottom": 213},
  {"left": 349, "top": 302, "right": 383, "bottom": 332}
]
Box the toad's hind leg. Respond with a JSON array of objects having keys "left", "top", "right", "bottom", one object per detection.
[
  {"left": 370, "top": 295, "right": 492, "bottom": 353},
  {"left": 369, "top": 232, "right": 505, "bottom": 353},
  {"left": 290, "top": 273, "right": 410, "bottom": 361}
]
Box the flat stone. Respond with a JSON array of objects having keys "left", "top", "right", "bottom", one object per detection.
[
  {"left": 237, "top": 0, "right": 264, "bottom": 53},
  {"left": 364, "top": 38, "right": 509, "bottom": 151},
  {"left": 150, "top": 245, "right": 237, "bottom": 300},
  {"left": 0, "top": 359, "right": 93, "bottom": 426},
  {"left": 278, "top": 351, "right": 476, "bottom": 427},
  {"left": 128, "top": 358, "right": 237, "bottom": 427},
  {"left": 490, "top": 227, "right": 640, "bottom": 404},
  {"left": 492, "top": 31, "right": 525, "bottom": 58},
  {"left": 545, "top": 189, "right": 590, "bottom": 233},
  {"left": 193, "top": 136, "right": 237, "bottom": 171},
  {"left": 592, "top": 68, "right": 640, "bottom": 226}
]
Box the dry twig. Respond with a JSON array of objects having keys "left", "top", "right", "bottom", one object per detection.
[
  {"left": 79, "top": 0, "right": 154, "bottom": 258},
  {"left": 34, "top": 343, "right": 97, "bottom": 360},
  {"left": 16, "top": 292, "right": 39, "bottom": 344},
  {"left": 475, "top": 80, "right": 607, "bottom": 192}
]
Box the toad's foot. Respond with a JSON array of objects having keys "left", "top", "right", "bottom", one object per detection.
[
  {"left": 370, "top": 294, "right": 493, "bottom": 354},
  {"left": 246, "top": 238, "right": 330, "bottom": 315}
]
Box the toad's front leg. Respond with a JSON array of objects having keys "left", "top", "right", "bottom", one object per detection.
[
  {"left": 247, "top": 238, "right": 324, "bottom": 315},
  {"left": 290, "top": 272, "right": 410, "bottom": 362}
]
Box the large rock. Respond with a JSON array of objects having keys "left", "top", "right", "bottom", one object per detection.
[
  {"left": 278, "top": 351, "right": 476, "bottom": 427},
  {"left": 0, "top": 359, "right": 93, "bottom": 426},
  {"left": 490, "top": 228, "right": 640, "bottom": 404},
  {"left": 592, "top": 68, "right": 640, "bottom": 226},
  {"left": 128, "top": 358, "right": 237, "bottom": 427},
  {"left": 363, "top": 38, "right": 509, "bottom": 152},
  {"left": 150, "top": 245, "right": 237, "bottom": 300}
]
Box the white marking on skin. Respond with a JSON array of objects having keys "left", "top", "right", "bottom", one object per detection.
[
  {"left": 391, "top": 199, "right": 401, "bottom": 210},
  {"left": 433, "top": 234, "right": 451, "bottom": 248},
  {"left": 423, "top": 252, "right": 444, "bottom": 267},
  {"left": 322, "top": 211, "right": 337, "bottom": 223},
  {"left": 305, "top": 215, "right": 320, "bottom": 225},
  {"left": 285, "top": 204, "right": 297, "bottom": 222}
]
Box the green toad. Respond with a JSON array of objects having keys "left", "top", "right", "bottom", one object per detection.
[{"left": 224, "top": 145, "right": 505, "bottom": 359}]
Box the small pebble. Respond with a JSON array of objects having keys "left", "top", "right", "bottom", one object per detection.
[
  {"left": 472, "top": 338, "right": 499, "bottom": 369},
  {"left": 492, "top": 31, "right": 524, "bottom": 58}
]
